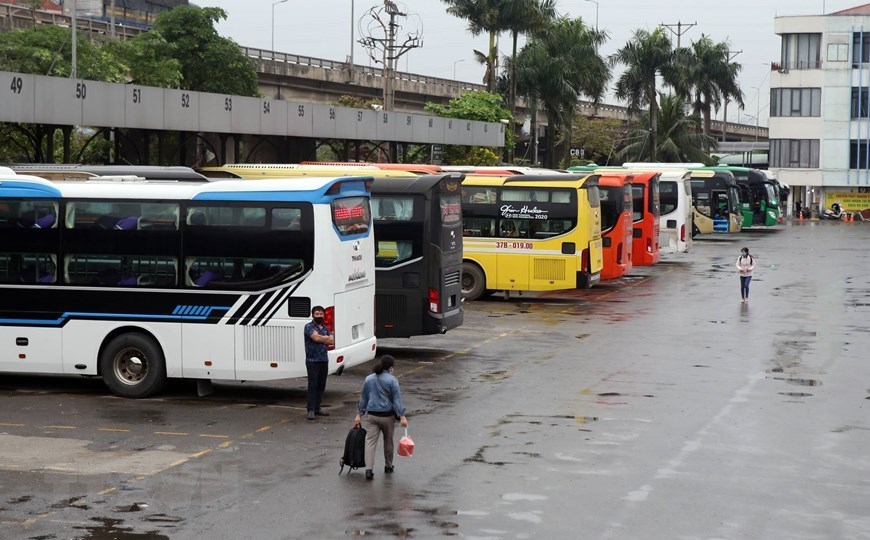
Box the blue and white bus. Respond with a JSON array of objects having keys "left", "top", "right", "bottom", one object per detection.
[{"left": 0, "top": 173, "right": 377, "bottom": 398}]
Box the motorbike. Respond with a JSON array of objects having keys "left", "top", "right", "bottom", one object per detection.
[{"left": 820, "top": 204, "right": 846, "bottom": 220}]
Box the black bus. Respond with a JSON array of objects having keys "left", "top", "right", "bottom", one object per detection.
[{"left": 371, "top": 173, "right": 464, "bottom": 338}]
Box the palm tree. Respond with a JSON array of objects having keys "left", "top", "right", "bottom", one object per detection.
[
  {"left": 673, "top": 35, "right": 744, "bottom": 135},
  {"left": 617, "top": 94, "right": 717, "bottom": 164},
  {"left": 610, "top": 28, "right": 676, "bottom": 161},
  {"left": 515, "top": 16, "right": 609, "bottom": 167},
  {"left": 501, "top": 0, "right": 556, "bottom": 115},
  {"left": 442, "top": 0, "right": 502, "bottom": 92}
]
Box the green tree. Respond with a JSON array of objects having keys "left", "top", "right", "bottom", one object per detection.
[
  {"left": 617, "top": 94, "right": 716, "bottom": 164},
  {"left": 569, "top": 116, "right": 625, "bottom": 166},
  {"left": 442, "top": 0, "right": 503, "bottom": 92},
  {"left": 672, "top": 35, "right": 744, "bottom": 135},
  {"left": 149, "top": 6, "right": 258, "bottom": 96},
  {"left": 425, "top": 90, "right": 513, "bottom": 164},
  {"left": 610, "top": 28, "right": 676, "bottom": 161},
  {"left": 515, "top": 16, "right": 609, "bottom": 168},
  {"left": 111, "top": 31, "right": 183, "bottom": 88},
  {"left": 0, "top": 25, "right": 125, "bottom": 80}
]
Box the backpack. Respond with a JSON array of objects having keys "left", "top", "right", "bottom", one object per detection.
[{"left": 339, "top": 426, "right": 367, "bottom": 474}]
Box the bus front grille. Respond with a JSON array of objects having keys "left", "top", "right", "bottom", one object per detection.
[
  {"left": 243, "top": 326, "right": 294, "bottom": 363},
  {"left": 444, "top": 270, "right": 460, "bottom": 287},
  {"left": 533, "top": 258, "right": 566, "bottom": 281}
]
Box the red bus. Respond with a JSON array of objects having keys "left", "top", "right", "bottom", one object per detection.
[
  {"left": 627, "top": 171, "right": 661, "bottom": 266},
  {"left": 597, "top": 173, "right": 634, "bottom": 280}
]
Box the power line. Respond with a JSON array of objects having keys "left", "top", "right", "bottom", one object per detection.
[{"left": 660, "top": 21, "right": 697, "bottom": 48}]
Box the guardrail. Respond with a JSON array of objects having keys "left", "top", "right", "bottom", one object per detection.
[{"left": 0, "top": 4, "right": 141, "bottom": 38}]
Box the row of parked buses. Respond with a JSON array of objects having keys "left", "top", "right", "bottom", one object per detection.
[{"left": 0, "top": 161, "right": 783, "bottom": 398}]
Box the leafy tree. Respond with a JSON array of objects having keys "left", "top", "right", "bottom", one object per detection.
[
  {"left": 610, "top": 28, "right": 677, "bottom": 161},
  {"left": 672, "top": 35, "right": 744, "bottom": 135},
  {"left": 0, "top": 25, "right": 126, "bottom": 80},
  {"left": 515, "top": 16, "right": 609, "bottom": 168},
  {"left": 111, "top": 31, "right": 183, "bottom": 88},
  {"left": 425, "top": 90, "right": 513, "bottom": 164},
  {"left": 442, "top": 0, "right": 503, "bottom": 92},
  {"left": 568, "top": 116, "right": 626, "bottom": 166},
  {"left": 149, "top": 6, "right": 258, "bottom": 96},
  {"left": 616, "top": 94, "right": 716, "bottom": 164}
]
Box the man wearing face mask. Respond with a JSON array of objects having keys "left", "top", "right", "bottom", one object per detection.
[
  {"left": 305, "top": 305, "right": 334, "bottom": 420},
  {"left": 735, "top": 247, "right": 757, "bottom": 303}
]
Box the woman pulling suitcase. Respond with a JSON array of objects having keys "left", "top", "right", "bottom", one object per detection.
[{"left": 354, "top": 355, "right": 409, "bottom": 480}]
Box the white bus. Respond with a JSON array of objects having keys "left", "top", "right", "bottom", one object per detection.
[
  {"left": 621, "top": 165, "right": 694, "bottom": 253},
  {"left": 0, "top": 173, "right": 377, "bottom": 398}
]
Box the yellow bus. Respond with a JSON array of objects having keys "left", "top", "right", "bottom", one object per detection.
[{"left": 460, "top": 174, "right": 603, "bottom": 300}]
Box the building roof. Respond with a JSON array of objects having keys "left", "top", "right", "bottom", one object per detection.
[{"left": 833, "top": 3, "right": 870, "bottom": 15}]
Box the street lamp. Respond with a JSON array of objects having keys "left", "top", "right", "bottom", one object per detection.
[
  {"left": 453, "top": 59, "right": 465, "bottom": 80},
  {"left": 751, "top": 85, "right": 761, "bottom": 142},
  {"left": 272, "top": 0, "right": 288, "bottom": 52},
  {"left": 584, "top": 0, "right": 599, "bottom": 31}
]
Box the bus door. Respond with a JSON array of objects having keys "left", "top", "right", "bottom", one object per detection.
[
  {"left": 711, "top": 190, "right": 731, "bottom": 233},
  {"left": 433, "top": 182, "right": 463, "bottom": 329},
  {"left": 631, "top": 175, "right": 661, "bottom": 265},
  {"left": 495, "top": 216, "right": 530, "bottom": 292},
  {"left": 0, "top": 198, "right": 62, "bottom": 374},
  {"left": 372, "top": 194, "right": 425, "bottom": 337},
  {"left": 597, "top": 176, "right": 632, "bottom": 280}
]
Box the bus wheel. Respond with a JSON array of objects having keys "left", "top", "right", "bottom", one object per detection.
[
  {"left": 461, "top": 263, "right": 486, "bottom": 301},
  {"left": 99, "top": 333, "right": 167, "bottom": 399}
]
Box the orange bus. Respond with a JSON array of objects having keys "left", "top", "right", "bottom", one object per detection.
[
  {"left": 627, "top": 171, "right": 661, "bottom": 266},
  {"left": 597, "top": 173, "right": 634, "bottom": 280}
]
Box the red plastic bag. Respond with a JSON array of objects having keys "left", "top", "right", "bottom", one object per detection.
[{"left": 397, "top": 428, "right": 415, "bottom": 457}]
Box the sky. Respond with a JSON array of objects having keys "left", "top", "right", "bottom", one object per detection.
[{"left": 193, "top": 0, "right": 863, "bottom": 126}]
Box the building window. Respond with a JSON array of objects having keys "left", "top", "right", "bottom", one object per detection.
[
  {"left": 771, "top": 88, "right": 821, "bottom": 117},
  {"left": 851, "top": 88, "right": 870, "bottom": 118},
  {"left": 781, "top": 33, "right": 821, "bottom": 70},
  {"left": 770, "top": 139, "right": 820, "bottom": 168},
  {"left": 849, "top": 140, "right": 870, "bottom": 169},
  {"left": 853, "top": 32, "right": 870, "bottom": 66},
  {"left": 828, "top": 43, "right": 849, "bottom": 62}
]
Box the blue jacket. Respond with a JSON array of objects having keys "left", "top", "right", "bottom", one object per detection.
[{"left": 358, "top": 372, "right": 405, "bottom": 416}]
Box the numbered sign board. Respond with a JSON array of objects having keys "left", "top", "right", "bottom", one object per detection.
[
  {"left": 312, "top": 104, "right": 337, "bottom": 139},
  {"left": 393, "top": 112, "right": 413, "bottom": 142},
  {"left": 164, "top": 89, "right": 199, "bottom": 132},
  {"left": 333, "top": 106, "right": 357, "bottom": 139},
  {"left": 34, "top": 75, "right": 84, "bottom": 126},
  {"left": 288, "top": 102, "right": 314, "bottom": 137},
  {"left": 413, "top": 115, "right": 444, "bottom": 144},
  {"left": 1, "top": 72, "right": 35, "bottom": 123},
  {"left": 124, "top": 85, "right": 165, "bottom": 130},
  {"left": 260, "top": 99, "right": 288, "bottom": 136},
  {"left": 199, "top": 93, "right": 233, "bottom": 133}
]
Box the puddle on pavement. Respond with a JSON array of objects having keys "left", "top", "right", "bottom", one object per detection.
[
  {"left": 779, "top": 392, "right": 813, "bottom": 398},
  {"left": 74, "top": 517, "right": 169, "bottom": 540}
]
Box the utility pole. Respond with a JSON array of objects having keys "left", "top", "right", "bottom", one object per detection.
[
  {"left": 359, "top": 1, "right": 422, "bottom": 112},
  {"left": 70, "top": 0, "right": 77, "bottom": 78},
  {"left": 660, "top": 20, "right": 697, "bottom": 48},
  {"left": 721, "top": 49, "right": 742, "bottom": 141}
]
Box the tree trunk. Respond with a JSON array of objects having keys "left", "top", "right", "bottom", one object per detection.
[
  {"left": 702, "top": 96, "right": 712, "bottom": 136},
  {"left": 546, "top": 117, "right": 556, "bottom": 169},
  {"left": 562, "top": 111, "right": 574, "bottom": 169},
  {"left": 506, "top": 30, "right": 519, "bottom": 163},
  {"left": 488, "top": 31, "right": 497, "bottom": 93},
  {"left": 648, "top": 89, "right": 658, "bottom": 162},
  {"left": 530, "top": 97, "right": 539, "bottom": 166}
]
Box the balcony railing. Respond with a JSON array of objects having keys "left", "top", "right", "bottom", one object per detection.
[{"left": 772, "top": 60, "right": 823, "bottom": 72}]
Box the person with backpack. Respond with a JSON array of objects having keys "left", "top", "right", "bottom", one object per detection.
[
  {"left": 736, "top": 247, "right": 757, "bottom": 303},
  {"left": 354, "top": 355, "right": 408, "bottom": 480}
]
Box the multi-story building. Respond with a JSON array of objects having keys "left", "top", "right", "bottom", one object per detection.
[{"left": 772, "top": 3, "right": 870, "bottom": 217}]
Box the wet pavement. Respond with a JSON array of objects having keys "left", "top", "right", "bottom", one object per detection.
[{"left": 1, "top": 220, "right": 869, "bottom": 539}]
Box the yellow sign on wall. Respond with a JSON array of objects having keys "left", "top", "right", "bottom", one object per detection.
[{"left": 826, "top": 192, "right": 870, "bottom": 211}]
